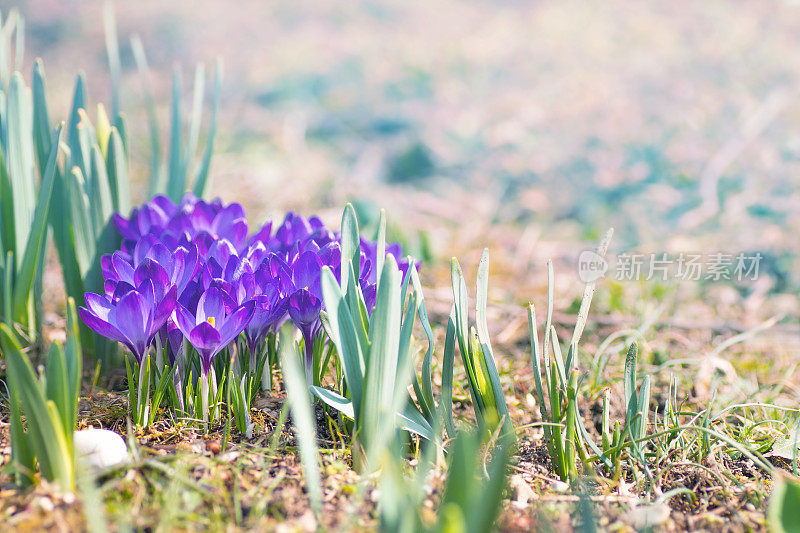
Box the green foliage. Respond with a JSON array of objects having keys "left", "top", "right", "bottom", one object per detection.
[
  {"left": 447, "top": 250, "right": 515, "bottom": 444},
  {"left": 379, "top": 428, "right": 513, "bottom": 533},
  {"left": 587, "top": 342, "right": 652, "bottom": 479},
  {"left": 0, "top": 297, "right": 82, "bottom": 490},
  {"left": 768, "top": 476, "right": 800, "bottom": 533},
  {"left": 0, "top": 11, "right": 60, "bottom": 335},
  {"left": 123, "top": 349, "right": 176, "bottom": 428},
  {"left": 0, "top": 7, "right": 221, "bottom": 363},
  {"left": 314, "top": 204, "right": 434, "bottom": 471},
  {"left": 0, "top": 77, "right": 62, "bottom": 337},
  {"left": 436, "top": 431, "right": 513, "bottom": 533},
  {"left": 131, "top": 35, "right": 223, "bottom": 202},
  {"left": 387, "top": 141, "right": 435, "bottom": 184},
  {"left": 529, "top": 230, "right": 612, "bottom": 482}
]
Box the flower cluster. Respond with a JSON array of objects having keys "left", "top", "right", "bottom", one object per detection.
[{"left": 79, "top": 193, "right": 413, "bottom": 383}]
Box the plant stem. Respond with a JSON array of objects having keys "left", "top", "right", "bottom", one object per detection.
[{"left": 201, "top": 371, "right": 209, "bottom": 432}]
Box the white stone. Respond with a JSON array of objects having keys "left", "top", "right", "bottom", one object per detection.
[
  {"left": 629, "top": 503, "right": 671, "bottom": 529},
  {"left": 74, "top": 429, "right": 129, "bottom": 469}
]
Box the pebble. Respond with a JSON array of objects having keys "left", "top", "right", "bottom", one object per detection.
[
  {"left": 74, "top": 428, "right": 129, "bottom": 469},
  {"left": 206, "top": 440, "right": 222, "bottom": 455},
  {"left": 629, "top": 503, "right": 671, "bottom": 529}
]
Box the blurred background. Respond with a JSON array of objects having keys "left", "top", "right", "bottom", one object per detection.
[{"left": 5, "top": 0, "right": 800, "bottom": 350}]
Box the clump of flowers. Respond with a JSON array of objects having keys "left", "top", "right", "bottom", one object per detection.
[{"left": 79, "top": 193, "right": 414, "bottom": 428}]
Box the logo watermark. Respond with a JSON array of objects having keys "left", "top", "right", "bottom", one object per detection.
[
  {"left": 578, "top": 250, "right": 609, "bottom": 283},
  {"left": 577, "top": 251, "right": 762, "bottom": 283}
]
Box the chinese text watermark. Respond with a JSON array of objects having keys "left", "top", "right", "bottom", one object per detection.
[{"left": 578, "top": 252, "right": 762, "bottom": 283}]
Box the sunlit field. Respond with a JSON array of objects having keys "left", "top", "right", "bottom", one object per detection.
[{"left": 1, "top": 1, "right": 800, "bottom": 531}]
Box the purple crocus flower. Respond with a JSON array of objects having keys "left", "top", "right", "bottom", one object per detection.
[
  {"left": 113, "top": 195, "right": 177, "bottom": 243},
  {"left": 166, "top": 198, "right": 249, "bottom": 252},
  {"left": 241, "top": 267, "right": 289, "bottom": 360},
  {"left": 79, "top": 280, "right": 177, "bottom": 364},
  {"left": 172, "top": 286, "right": 255, "bottom": 375},
  {"left": 102, "top": 239, "right": 199, "bottom": 301},
  {"left": 287, "top": 251, "right": 327, "bottom": 382}
]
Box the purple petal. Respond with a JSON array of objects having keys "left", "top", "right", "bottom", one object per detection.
[
  {"left": 188, "top": 322, "right": 222, "bottom": 372},
  {"left": 109, "top": 290, "right": 150, "bottom": 360},
  {"left": 145, "top": 242, "right": 173, "bottom": 269},
  {"left": 84, "top": 293, "right": 113, "bottom": 321},
  {"left": 196, "top": 286, "right": 226, "bottom": 324},
  {"left": 133, "top": 234, "right": 159, "bottom": 266},
  {"left": 79, "top": 306, "right": 127, "bottom": 345},
  {"left": 111, "top": 281, "right": 136, "bottom": 302},
  {"left": 172, "top": 303, "right": 198, "bottom": 339},
  {"left": 150, "top": 195, "right": 177, "bottom": 218},
  {"left": 113, "top": 212, "right": 138, "bottom": 240},
  {"left": 101, "top": 254, "right": 114, "bottom": 279},
  {"left": 134, "top": 259, "right": 171, "bottom": 297},
  {"left": 174, "top": 245, "right": 199, "bottom": 294},
  {"left": 111, "top": 252, "right": 135, "bottom": 285},
  {"left": 217, "top": 300, "right": 255, "bottom": 347},
  {"left": 288, "top": 289, "right": 322, "bottom": 327},
  {"left": 291, "top": 251, "right": 322, "bottom": 295},
  {"left": 151, "top": 286, "right": 177, "bottom": 337},
  {"left": 189, "top": 201, "right": 216, "bottom": 232}
]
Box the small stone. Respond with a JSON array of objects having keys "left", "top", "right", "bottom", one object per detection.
[
  {"left": 510, "top": 474, "right": 535, "bottom": 508},
  {"left": 74, "top": 428, "right": 129, "bottom": 469},
  {"left": 219, "top": 451, "right": 240, "bottom": 462},
  {"left": 629, "top": 503, "right": 671, "bottom": 529},
  {"left": 37, "top": 497, "right": 54, "bottom": 512},
  {"left": 549, "top": 480, "right": 570, "bottom": 492},
  {"left": 206, "top": 440, "right": 222, "bottom": 455}
]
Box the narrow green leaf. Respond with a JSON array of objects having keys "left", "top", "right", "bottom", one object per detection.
[
  {"left": 0, "top": 323, "right": 73, "bottom": 490},
  {"left": 375, "top": 209, "right": 386, "bottom": 295},
  {"left": 474, "top": 249, "right": 512, "bottom": 436},
  {"left": 12, "top": 125, "right": 61, "bottom": 321},
  {"left": 310, "top": 386, "right": 354, "bottom": 419},
  {"left": 192, "top": 58, "right": 222, "bottom": 198},
  {"left": 411, "top": 267, "right": 436, "bottom": 420},
  {"left": 340, "top": 203, "right": 360, "bottom": 293},
  {"left": 637, "top": 375, "right": 651, "bottom": 441},
  {"left": 106, "top": 127, "right": 129, "bottom": 214},
  {"left": 89, "top": 144, "right": 114, "bottom": 227},
  {"left": 31, "top": 60, "right": 52, "bottom": 175},
  {"left": 67, "top": 166, "right": 95, "bottom": 279},
  {"left": 397, "top": 404, "right": 433, "bottom": 440},
  {"left": 278, "top": 324, "right": 322, "bottom": 515},
  {"left": 570, "top": 228, "right": 613, "bottom": 352},
  {"left": 166, "top": 66, "right": 184, "bottom": 201},
  {"left": 320, "top": 267, "right": 365, "bottom": 418},
  {"left": 182, "top": 63, "right": 205, "bottom": 182},
  {"left": 363, "top": 255, "right": 401, "bottom": 450},
  {"left": 130, "top": 36, "right": 162, "bottom": 195},
  {"left": 64, "top": 297, "right": 82, "bottom": 434},
  {"left": 45, "top": 341, "right": 70, "bottom": 439},
  {"left": 7, "top": 73, "right": 36, "bottom": 264},
  {"left": 624, "top": 342, "right": 639, "bottom": 426},
  {"left": 441, "top": 311, "right": 457, "bottom": 440},
  {"left": 103, "top": 3, "right": 121, "bottom": 120},
  {"left": 66, "top": 74, "right": 86, "bottom": 172}
]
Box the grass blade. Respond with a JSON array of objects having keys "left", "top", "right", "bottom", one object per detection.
[
  {"left": 278, "top": 324, "right": 322, "bottom": 515},
  {"left": 12, "top": 125, "right": 61, "bottom": 322},
  {"left": 192, "top": 58, "right": 222, "bottom": 197},
  {"left": 130, "top": 35, "right": 161, "bottom": 195}
]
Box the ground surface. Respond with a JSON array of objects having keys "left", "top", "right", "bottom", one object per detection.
[{"left": 2, "top": 0, "right": 800, "bottom": 531}]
